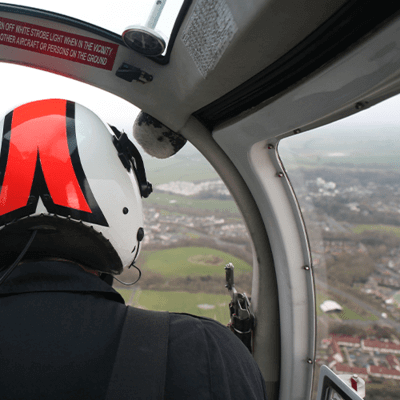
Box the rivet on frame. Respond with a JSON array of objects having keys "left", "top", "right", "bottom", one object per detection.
[{"left": 355, "top": 102, "right": 364, "bottom": 110}]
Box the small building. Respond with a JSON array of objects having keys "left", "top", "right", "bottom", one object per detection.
[
  {"left": 386, "top": 354, "right": 400, "bottom": 371},
  {"left": 320, "top": 300, "right": 343, "bottom": 313},
  {"left": 368, "top": 365, "right": 400, "bottom": 380},
  {"left": 329, "top": 339, "right": 344, "bottom": 363},
  {"left": 362, "top": 339, "right": 400, "bottom": 355},
  {"left": 331, "top": 334, "right": 361, "bottom": 348},
  {"left": 334, "top": 364, "right": 368, "bottom": 380}
]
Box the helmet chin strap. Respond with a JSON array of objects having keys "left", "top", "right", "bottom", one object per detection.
[{"left": 0, "top": 229, "right": 38, "bottom": 286}]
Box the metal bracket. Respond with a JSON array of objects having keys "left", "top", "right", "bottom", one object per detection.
[{"left": 115, "top": 63, "right": 153, "bottom": 83}]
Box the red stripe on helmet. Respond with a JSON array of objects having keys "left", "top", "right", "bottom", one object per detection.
[{"left": 0, "top": 99, "right": 92, "bottom": 216}]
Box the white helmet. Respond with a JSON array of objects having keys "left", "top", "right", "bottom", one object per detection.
[{"left": 0, "top": 98, "right": 151, "bottom": 274}]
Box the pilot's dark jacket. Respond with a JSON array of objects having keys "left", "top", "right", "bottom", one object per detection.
[{"left": 0, "top": 260, "right": 267, "bottom": 400}]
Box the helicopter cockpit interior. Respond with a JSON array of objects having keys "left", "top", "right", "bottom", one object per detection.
[{"left": 0, "top": 0, "right": 400, "bottom": 399}]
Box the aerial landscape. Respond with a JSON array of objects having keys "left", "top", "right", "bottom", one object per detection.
[
  {"left": 115, "top": 144, "right": 253, "bottom": 323},
  {"left": 287, "top": 164, "right": 400, "bottom": 399},
  {"left": 280, "top": 125, "right": 400, "bottom": 399},
  {"left": 114, "top": 121, "right": 400, "bottom": 399}
]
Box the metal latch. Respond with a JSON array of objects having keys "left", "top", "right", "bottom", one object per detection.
[{"left": 225, "top": 262, "right": 256, "bottom": 353}]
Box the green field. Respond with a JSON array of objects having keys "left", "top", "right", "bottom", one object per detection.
[
  {"left": 145, "top": 192, "right": 239, "bottom": 214},
  {"left": 352, "top": 224, "right": 400, "bottom": 237},
  {"left": 142, "top": 247, "right": 252, "bottom": 277},
  {"left": 115, "top": 288, "right": 231, "bottom": 324},
  {"left": 339, "top": 305, "right": 378, "bottom": 321},
  {"left": 117, "top": 248, "right": 379, "bottom": 324},
  {"left": 134, "top": 290, "right": 230, "bottom": 324},
  {"left": 119, "top": 286, "right": 378, "bottom": 325},
  {"left": 115, "top": 246, "right": 251, "bottom": 323}
]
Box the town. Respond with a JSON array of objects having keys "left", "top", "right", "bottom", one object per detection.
[
  {"left": 140, "top": 164, "right": 400, "bottom": 397},
  {"left": 291, "top": 168, "right": 400, "bottom": 322},
  {"left": 141, "top": 179, "right": 249, "bottom": 253},
  {"left": 321, "top": 334, "right": 400, "bottom": 381},
  {"left": 287, "top": 165, "right": 400, "bottom": 398}
]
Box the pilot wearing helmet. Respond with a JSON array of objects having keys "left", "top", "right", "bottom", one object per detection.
[{"left": 0, "top": 99, "right": 267, "bottom": 399}]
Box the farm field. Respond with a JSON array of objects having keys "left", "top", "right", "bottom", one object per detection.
[
  {"left": 119, "top": 247, "right": 378, "bottom": 324},
  {"left": 134, "top": 290, "right": 230, "bottom": 324},
  {"left": 316, "top": 291, "right": 378, "bottom": 321},
  {"left": 352, "top": 224, "right": 400, "bottom": 237},
  {"left": 116, "top": 289, "right": 231, "bottom": 325},
  {"left": 145, "top": 192, "right": 240, "bottom": 214},
  {"left": 115, "top": 246, "right": 251, "bottom": 324},
  {"left": 142, "top": 247, "right": 252, "bottom": 277}
]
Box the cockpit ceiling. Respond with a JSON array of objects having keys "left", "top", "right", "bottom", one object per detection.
[
  {"left": 194, "top": 0, "right": 400, "bottom": 130},
  {"left": 1, "top": 0, "right": 399, "bottom": 133},
  {"left": 167, "top": 0, "right": 349, "bottom": 127}
]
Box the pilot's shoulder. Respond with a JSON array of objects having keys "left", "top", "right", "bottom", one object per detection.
[
  {"left": 169, "top": 312, "right": 255, "bottom": 355},
  {"left": 168, "top": 313, "right": 257, "bottom": 367},
  {"left": 168, "top": 313, "right": 267, "bottom": 399},
  {"left": 169, "top": 312, "right": 235, "bottom": 343}
]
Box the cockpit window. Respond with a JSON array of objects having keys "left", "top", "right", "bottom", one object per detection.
[
  {"left": 279, "top": 94, "right": 400, "bottom": 400},
  {"left": 117, "top": 143, "right": 253, "bottom": 324}
]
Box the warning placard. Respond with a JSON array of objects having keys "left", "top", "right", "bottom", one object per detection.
[{"left": 0, "top": 16, "right": 119, "bottom": 71}]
